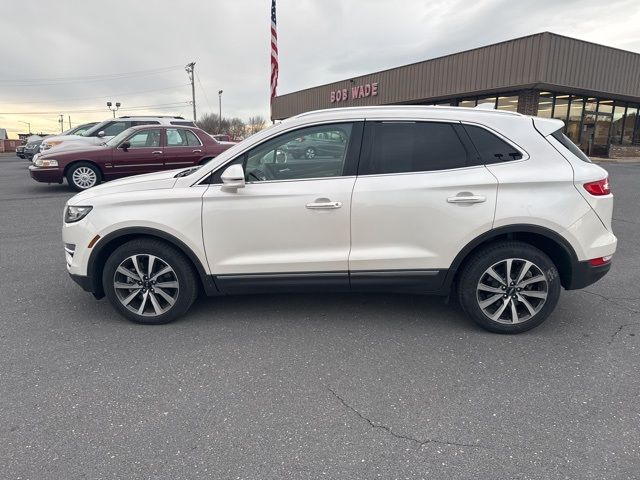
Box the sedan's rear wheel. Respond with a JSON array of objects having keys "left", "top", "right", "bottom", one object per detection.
[
  {"left": 102, "top": 239, "right": 198, "bottom": 324},
  {"left": 304, "top": 147, "right": 316, "bottom": 159},
  {"left": 458, "top": 242, "right": 561, "bottom": 333}
]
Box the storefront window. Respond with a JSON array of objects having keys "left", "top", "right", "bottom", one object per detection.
[
  {"left": 623, "top": 105, "right": 639, "bottom": 144},
  {"left": 552, "top": 95, "right": 570, "bottom": 125},
  {"left": 610, "top": 103, "right": 626, "bottom": 144},
  {"left": 566, "top": 96, "right": 584, "bottom": 143},
  {"left": 477, "top": 95, "right": 497, "bottom": 108},
  {"left": 497, "top": 96, "right": 518, "bottom": 112},
  {"left": 537, "top": 92, "right": 554, "bottom": 118}
]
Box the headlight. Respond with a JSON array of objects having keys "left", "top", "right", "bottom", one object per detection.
[
  {"left": 35, "top": 158, "right": 58, "bottom": 167},
  {"left": 64, "top": 206, "right": 93, "bottom": 223}
]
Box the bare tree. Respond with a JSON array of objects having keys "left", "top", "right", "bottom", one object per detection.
[
  {"left": 228, "top": 117, "right": 246, "bottom": 140},
  {"left": 196, "top": 113, "right": 220, "bottom": 135},
  {"left": 247, "top": 115, "right": 267, "bottom": 135}
]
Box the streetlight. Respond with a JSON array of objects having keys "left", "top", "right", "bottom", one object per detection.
[
  {"left": 107, "top": 101, "right": 121, "bottom": 118},
  {"left": 18, "top": 121, "right": 31, "bottom": 134},
  {"left": 218, "top": 90, "right": 223, "bottom": 133}
]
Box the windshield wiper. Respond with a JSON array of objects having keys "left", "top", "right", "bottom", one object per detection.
[{"left": 174, "top": 166, "right": 201, "bottom": 178}]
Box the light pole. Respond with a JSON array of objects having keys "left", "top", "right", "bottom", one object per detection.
[
  {"left": 107, "top": 101, "right": 121, "bottom": 118},
  {"left": 18, "top": 121, "right": 31, "bottom": 134},
  {"left": 218, "top": 90, "right": 223, "bottom": 133}
]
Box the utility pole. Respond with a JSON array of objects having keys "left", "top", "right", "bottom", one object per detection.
[
  {"left": 185, "top": 62, "right": 196, "bottom": 122},
  {"left": 59, "top": 114, "right": 64, "bottom": 133},
  {"left": 218, "top": 90, "right": 223, "bottom": 133},
  {"left": 68, "top": 116, "right": 72, "bottom": 129}
]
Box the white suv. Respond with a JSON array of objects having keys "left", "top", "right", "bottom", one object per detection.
[
  {"left": 62, "top": 106, "right": 616, "bottom": 333},
  {"left": 39, "top": 116, "right": 195, "bottom": 155}
]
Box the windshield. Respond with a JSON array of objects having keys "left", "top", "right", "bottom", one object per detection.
[
  {"left": 80, "top": 120, "right": 110, "bottom": 137},
  {"left": 104, "top": 127, "right": 136, "bottom": 147}
]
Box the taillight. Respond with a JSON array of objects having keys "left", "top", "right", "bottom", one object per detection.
[
  {"left": 584, "top": 178, "right": 610, "bottom": 196},
  {"left": 588, "top": 255, "right": 612, "bottom": 266}
]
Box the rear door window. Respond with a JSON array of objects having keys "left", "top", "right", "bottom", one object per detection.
[
  {"left": 463, "top": 125, "right": 523, "bottom": 164},
  {"left": 359, "top": 121, "right": 469, "bottom": 175}
]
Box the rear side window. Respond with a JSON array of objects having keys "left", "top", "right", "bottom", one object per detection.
[
  {"left": 463, "top": 125, "right": 523, "bottom": 164},
  {"left": 360, "top": 122, "right": 468, "bottom": 175},
  {"left": 551, "top": 129, "right": 591, "bottom": 163}
]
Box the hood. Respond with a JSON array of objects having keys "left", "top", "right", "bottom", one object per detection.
[
  {"left": 44, "top": 134, "right": 88, "bottom": 144},
  {"left": 40, "top": 143, "right": 109, "bottom": 158},
  {"left": 68, "top": 168, "right": 186, "bottom": 205}
]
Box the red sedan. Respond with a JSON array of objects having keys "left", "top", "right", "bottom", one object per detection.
[{"left": 29, "top": 125, "right": 235, "bottom": 190}]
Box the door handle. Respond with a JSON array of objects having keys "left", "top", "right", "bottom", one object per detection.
[
  {"left": 306, "top": 200, "right": 342, "bottom": 210},
  {"left": 152, "top": 150, "right": 163, "bottom": 155},
  {"left": 192, "top": 149, "right": 202, "bottom": 153},
  {"left": 447, "top": 194, "right": 486, "bottom": 204}
]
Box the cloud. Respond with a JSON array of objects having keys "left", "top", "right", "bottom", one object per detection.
[{"left": 0, "top": 0, "right": 638, "bottom": 136}]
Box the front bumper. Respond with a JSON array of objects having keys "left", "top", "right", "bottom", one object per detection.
[
  {"left": 566, "top": 260, "right": 612, "bottom": 290},
  {"left": 29, "top": 165, "right": 63, "bottom": 183}
]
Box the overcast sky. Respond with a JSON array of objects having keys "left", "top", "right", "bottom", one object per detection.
[{"left": 1, "top": 0, "right": 639, "bottom": 137}]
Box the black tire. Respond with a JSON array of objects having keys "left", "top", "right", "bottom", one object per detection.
[
  {"left": 102, "top": 239, "right": 198, "bottom": 325},
  {"left": 66, "top": 161, "right": 102, "bottom": 191},
  {"left": 457, "top": 241, "right": 561, "bottom": 334}
]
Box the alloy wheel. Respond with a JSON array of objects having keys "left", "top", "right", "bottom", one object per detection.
[
  {"left": 476, "top": 258, "right": 548, "bottom": 324},
  {"left": 113, "top": 254, "right": 179, "bottom": 317},
  {"left": 305, "top": 147, "right": 316, "bottom": 159},
  {"left": 71, "top": 167, "right": 97, "bottom": 189}
]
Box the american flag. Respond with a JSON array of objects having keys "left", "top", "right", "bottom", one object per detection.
[{"left": 270, "top": 0, "right": 279, "bottom": 99}]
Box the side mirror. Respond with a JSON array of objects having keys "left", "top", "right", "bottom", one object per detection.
[
  {"left": 221, "top": 164, "right": 245, "bottom": 190},
  {"left": 119, "top": 141, "right": 130, "bottom": 151},
  {"left": 97, "top": 131, "right": 106, "bottom": 138}
]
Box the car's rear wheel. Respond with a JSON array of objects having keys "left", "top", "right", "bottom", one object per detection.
[
  {"left": 67, "top": 162, "right": 101, "bottom": 191},
  {"left": 102, "top": 239, "right": 198, "bottom": 325},
  {"left": 304, "top": 147, "right": 316, "bottom": 159},
  {"left": 457, "top": 242, "right": 561, "bottom": 333}
]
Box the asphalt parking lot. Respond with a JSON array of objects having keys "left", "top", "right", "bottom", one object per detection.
[{"left": 1, "top": 153, "right": 638, "bottom": 479}]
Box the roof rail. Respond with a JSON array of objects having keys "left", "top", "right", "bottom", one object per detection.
[
  {"left": 118, "top": 115, "right": 185, "bottom": 119},
  {"left": 292, "top": 105, "right": 522, "bottom": 119}
]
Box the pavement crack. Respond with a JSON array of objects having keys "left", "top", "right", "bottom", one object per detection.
[
  {"left": 327, "top": 387, "right": 483, "bottom": 449},
  {"left": 579, "top": 290, "right": 640, "bottom": 314},
  {"left": 608, "top": 322, "right": 640, "bottom": 345}
]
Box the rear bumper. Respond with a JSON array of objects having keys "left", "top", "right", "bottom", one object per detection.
[
  {"left": 29, "top": 166, "right": 63, "bottom": 183},
  {"left": 566, "top": 260, "right": 611, "bottom": 290}
]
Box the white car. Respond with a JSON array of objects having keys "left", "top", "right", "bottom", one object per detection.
[
  {"left": 39, "top": 116, "right": 195, "bottom": 155},
  {"left": 62, "top": 106, "right": 616, "bottom": 333}
]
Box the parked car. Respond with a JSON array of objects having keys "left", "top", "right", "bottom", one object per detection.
[
  {"left": 16, "top": 143, "right": 26, "bottom": 158},
  {"left": 30, "top": 125, "right": 233, "bottom": 190},
  {"left": 39, "top": 116, "right": 195, "bottom": 154},
  {"left": 61, "top": 106, "right": 616, "bottom": 332},
  {"left": 283, "top": 130, "right": 348, "bottom": 159},
  {"left": 23, "top": 139, "right": 43, "bottom": 160}
]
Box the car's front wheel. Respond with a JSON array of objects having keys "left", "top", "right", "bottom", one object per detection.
[
  {"left": 458, "top": 242, "right": 561, "bottom": 333},
  {"left": 102, "top": 239, "right": 198, "bottom": 324},
  {"left": 67, "top": 162, "right": 101, "bottom": 191},
  {"left": 304, "top": 147, "right": 316, "bottom": 159}
]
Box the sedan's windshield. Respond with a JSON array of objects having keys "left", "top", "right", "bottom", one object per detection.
[{"left": 104, "top": 127, "right": 137, "bottom": 147}]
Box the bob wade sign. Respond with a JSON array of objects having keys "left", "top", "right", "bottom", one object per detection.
[{"left": 330, "top": 82, "right": 379, "bottom": 103}]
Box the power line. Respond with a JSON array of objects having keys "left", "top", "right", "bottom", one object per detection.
[
  {"left": 0, "top": 101, "right": 191, "bottom": 115},
  {"left": 9, "top": 84, "right": 190, "bottom": 105},
  {"left": 195, "top": 71, "right": 213, "bottom": 112},
  {"left": 0, "top": 65, "right": 184, "bottom": 87}
]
